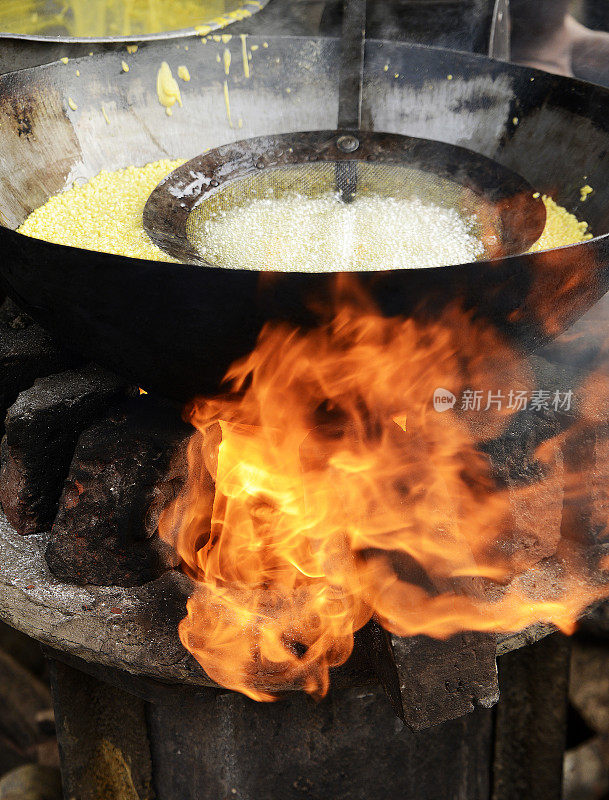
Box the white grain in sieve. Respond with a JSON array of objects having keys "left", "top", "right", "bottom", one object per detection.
[{"left": 192, "top": 192, "right": 486, "bottom": 272}]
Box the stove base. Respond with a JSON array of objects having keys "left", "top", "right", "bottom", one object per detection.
[{"left": 47, "top": 634, "right": 570, "bottom": 800}]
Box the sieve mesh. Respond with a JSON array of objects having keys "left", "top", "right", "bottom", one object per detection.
[{"left": 186, "top": 161, "right": 500, "bottom": 271}]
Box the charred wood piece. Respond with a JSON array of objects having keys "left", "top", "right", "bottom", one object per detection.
[
  {"left": 0, "top": 298, "right": 80, "bottom": 436},
  {"left": 45, "top": 396, "right": 191, "bottom": 587},
  {"left": 0, "top": 366, "right": 129, "bottom": 535},
  {"left": 359, "top": 618, "right": 500, "bottom": 729},
  {"left": 357, "top": 618, "right": 405, "bottom": 722},
  {"left": 389, "top": 632, "right": 500, "bottom": 730}
]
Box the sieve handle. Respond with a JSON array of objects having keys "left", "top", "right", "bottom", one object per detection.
[{"left": 338, "top": 0, "right": 366, "bottom": 130}]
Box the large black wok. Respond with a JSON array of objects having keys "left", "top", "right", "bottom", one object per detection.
[{"left": 1, "top": 36, "right": 609, "bottom": 401}]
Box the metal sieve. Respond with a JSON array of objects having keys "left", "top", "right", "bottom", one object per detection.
[{"left": 144, "top": 0, "right": 547, "bottom": 268}]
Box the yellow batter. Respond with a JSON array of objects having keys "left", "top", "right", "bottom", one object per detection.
[
  {"left": 17, "top": 160, "right": 593, "bottom": 265},
  {"left": 156, "top": 62, "right": 182, "bottom": 116},
  {"left": 0, "top": 0, "right": 255, "bottom": 38}
]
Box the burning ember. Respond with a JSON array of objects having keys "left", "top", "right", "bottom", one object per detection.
[{"left": 160, "top": 278, "right": 609, "bottom": 701}]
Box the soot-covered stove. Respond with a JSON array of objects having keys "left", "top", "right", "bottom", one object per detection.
[
  {"left": 2, "top": 3, "right": 609, "bottom": 800},
  {"left": 1, "top": 281, "right": 609, "bottom": 800}
]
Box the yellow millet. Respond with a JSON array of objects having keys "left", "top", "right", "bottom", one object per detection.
[
  {"left": 17, "top": 162, "right": 592, "bottom": 264},
  {"left": 18, "top": 159, "right": 185, "bottom": 261},
  {"left": 528, "top": 195, "right": 592, "bottom": 252}
]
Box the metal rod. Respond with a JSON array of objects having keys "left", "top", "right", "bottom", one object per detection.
[
  {"left": 488, "top": 0, "right": 510, "bottom": 60},
  {"left": 337, "top": 0, "right": 366, "bottom": 130}
]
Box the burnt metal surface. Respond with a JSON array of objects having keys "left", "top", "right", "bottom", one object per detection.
[
  {"left": 146, "top": 686, "right": 493, "bottom": 800},
  {"left": 0, "top": 38, "right": 608, "bottom": 400},
  {"left": 49, "top": 659, "right": 155, "bottom": 800},
  {"left": 337, "top": 0, "right": 366, "bottom": 129},
  {"left": 488, "top": 0, "right": 510, "bottom": 60},
  {"left": 493, "top": 632, "right": 571, "bottom": 800},
  {"left": 45, "top": 627, "right": 572, "bottom": 800},
  {"left": 144, "top": 130, "right": 546, "bottom": 264},
  {"left": 321, "top": 0, "right": 498, "bottom": 54}
]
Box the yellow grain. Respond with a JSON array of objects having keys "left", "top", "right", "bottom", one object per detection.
[
  {"left": 18, "top": 160, "right": 185, "bottom": 262},
  {"left": 16, "top": 162, "right": 593, "bottom": 268},
  {"left": 528, "top": 195, "right": 592, "bottom": 252}
]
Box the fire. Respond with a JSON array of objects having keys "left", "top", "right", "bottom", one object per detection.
[{"left": 159, "top": 277, "right": 609, "bottom": 701}]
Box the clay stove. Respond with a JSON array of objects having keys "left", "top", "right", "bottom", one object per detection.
[
  {"left": 1, "top": 7, "right": 609, "bottom": 799},
  {"left": 0, "top": 284, "right": 607, "bottom": 799}
]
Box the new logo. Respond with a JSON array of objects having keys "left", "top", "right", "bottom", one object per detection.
[{"left": 433, "top": 388, "right": 456, "bottom": 413}]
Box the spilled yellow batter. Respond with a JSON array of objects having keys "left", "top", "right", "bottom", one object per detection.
[
  {"left": 223, "top": 81, "right": 233, "bottom": 127},
  {"left": 157, "top": 62, "right": 182, "bottom": 116},
  {"left": 17, "top": 160, "right": 593, "bottom": 266},
  {"left": 241, "top": 34, "right": 250, "bottom": 78},
  {"left": 178, "top": 65, "right": 191, "bottom": 82},
  {"left": 0, "top": 0, "right": 257, "bottom": 38}
]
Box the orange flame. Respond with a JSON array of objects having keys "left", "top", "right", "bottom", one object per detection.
[{"left": 159, "top": 277, "right": 609, "bottom": 701}]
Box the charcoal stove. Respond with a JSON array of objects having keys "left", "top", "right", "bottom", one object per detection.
[
  {"left": 0, "top": 288, "right": 600, "bottom": 800},
  {"left": 1, "top": 3, "right": 609, "bottom": 799}
]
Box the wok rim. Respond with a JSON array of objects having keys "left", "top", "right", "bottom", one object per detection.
[{"left": 0, "top": 0, "right": 270, "bottom": 44}]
